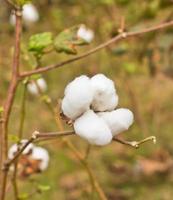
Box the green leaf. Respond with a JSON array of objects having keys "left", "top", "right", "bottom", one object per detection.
[
  {"left": 28, "top": 32, "right": 53, "bottom": 56},
  {"left": 37, "top": 184, "right": 51, "bottom": 192},
  {"left": 54, "top": 25, "right": 88, "bottom": 55}
]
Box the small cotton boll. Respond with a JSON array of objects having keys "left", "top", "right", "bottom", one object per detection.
[
  {"left": 27, "top": 78, "right": 47, "bottom": 95},
  {"left": 98, "top": 108, "right": 134, "bottom": 136},
  {"left": 8, "top": 140, "right": 34, "bottom": 159},
  {"left": 31, "top": 147, "right": 49, "bottom": 171},
  {"left": 23, "top": 4, "right": 39, "bottom": 23},
  {"left": 37, "top": 78, "right": 47, "bottom": 91},
  {"left": 10, "top": 4, "right": 39, "bottom": 26},
  {"left": 91, "top": 74, "right": 118, "bottom": 112},
  {"left": 74, "top": 110, "right": 112, "bottom": 146},
  {"left": 62, "top": 75, "right": 93, "bottom": 120},
  {"left": 77, "top": 25, "right": 94, "bottom": 43}
]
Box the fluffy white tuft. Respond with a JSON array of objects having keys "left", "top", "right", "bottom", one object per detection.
[
  {"left": 77, "top": 25, "right": 94, "bottom": 43},
  {"left": 8, "top": 139, "right": 34, "bottom": 159},
  {"left": 10, "top": 3, "right": 39, "bottom": 26},
  {"left": 91, "top": 74, "right": 118, "bottom": 112},
  {"left": 27, "top": 78, "right": 47, "bottom": 95},
  {"left": 98, "top": 108, "right": 134, "bottom": 136},
  {"left": 31, "top": 147, "right": 49, "bottom": 171},
  {"left": 61, "top": 75, "right": 93, "bottom": 120},
  {"left": 74, "top": 110, "right": 112, "bottom": 146}
]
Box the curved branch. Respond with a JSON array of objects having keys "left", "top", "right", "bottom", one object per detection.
[{"left": 20, "top": 20, "right": 173, "bottom": 78}]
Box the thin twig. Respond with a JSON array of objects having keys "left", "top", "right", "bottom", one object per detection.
[
  {"left": 20, "top": 20, "right": 173, "bottom": 77},
  {"left": 36, "top": 130, "right": 75, "bottom": 139},
  {"left": 113, "top": 136, "right": 156, "bottom": 148}
]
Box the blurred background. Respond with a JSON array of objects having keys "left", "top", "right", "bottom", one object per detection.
[{"left": 1, "top": 0, "right": 173, "bottom": 199}]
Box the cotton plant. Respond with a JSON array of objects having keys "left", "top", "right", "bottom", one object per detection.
[
  {"left": 10, "top": 3, "right": 39, "bottom": 26},
  {"left": 8, "top": 140, "right": 50, "bottom": 175},
  {"left": 61, "top": 74, "right": 134, "bottom": 146},
  {"left": 27, "top": 77, "right": 47, "bottom": 95}
]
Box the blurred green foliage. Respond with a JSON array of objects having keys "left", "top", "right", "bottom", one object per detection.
[{"left": 28, "top": 32, "right": 53, "bottom": 56}]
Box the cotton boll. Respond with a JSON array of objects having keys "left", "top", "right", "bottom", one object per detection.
[
  {"left": 91, "top": 74, "right": 118, "bottom": 112},
  {"left": 98, "top": 108, "right": 134, "bottom": 136},
  {"left": 77, "top": 25, "right": 94, "bottom": 43},
  {"left": 74, "top": 110, "right": 112, "bottom": 146},
  {"left": 10, "top": 4, "right": 39, "bottom": 26},
  {"left": 61, "top": 75, "right": 93, "bottom": 120},
  {"left": 23, "top": 4, "right": 39, "bottom": 23},
  {"left": 27, "top": 78, "right": 47, "bottom": 95},
  {"left": 37, "top": 78, "right": 47, "bottom": 91},
  {"left": 8, "top": 140, "right": 34, "bottom": 159},
  {"left": 31, "top": 147, "right": 49, "bottom": 171}
]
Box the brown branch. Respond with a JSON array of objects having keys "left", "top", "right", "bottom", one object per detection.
[
  {"left": 37, "top": 130, "right": 74, "bottom": 138},
  {"left": 20, "top": 20, "right": 173, "bottom": 78},
  {"left": 0, "top": 9, "right": 22, "bottom": 200}
]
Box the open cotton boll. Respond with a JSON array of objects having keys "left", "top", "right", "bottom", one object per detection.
[
  {"left": 91, "top": 74, "right": 118, "bottom": 112},
  {"left": 8, "top": 140, "right": 34, "bottom": 159},
  {"left": 74, "top": 110, "right": 112, "bottom": 146},
  {"left": 27, "top": 78, "right": 47, "bottom": 95},
  {"left": 98, "top": 108, "right": 134, "bottom": 136},
  {"left": 10, "top": 3, "right": 39, "bottom": 26},
  {"left": 77, "top": 25, "right": 94, "bottom": 43},
  {"left": 31, "top": 147, "right": 49, "bottom": 171},
  {"left": 61, "top": 75, "right": 93, "bottom": 120}
]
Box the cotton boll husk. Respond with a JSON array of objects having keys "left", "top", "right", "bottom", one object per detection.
[
  {"left": 27, "top": 78, "right": 47, "bottom": 95},
  {"left": 77, "top": 25, "right": 94, "bottom": 43},
  {"left": 74, "top": 110, "right": 112, "bottom": 146},
  {"left": 31, "top": 147, "right": 49, "bottom": 171},
  {"left": 8, "top": 140, "right": 34, "bottom": 159},
  {"left": 10, "top": 4, "right": 39, "bottom": 26},
  {"left": 61, "top": 75, "right": 93, "bottom": 120},
  {"left": 98, "top": 108, "right": 134, "bottom": 136},
  {"left": 91, "top": 74, "right": 118, "bottom": 111}
]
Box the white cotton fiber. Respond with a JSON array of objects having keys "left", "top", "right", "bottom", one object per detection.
[
  {"left": 8, "top": 139, "right": 34, "bottom": 159},
  {"left": 98, "top": 108, "right": 134, "bottom": 136},
  {"left": 77, "top": 25, "right": 94, "bottom": 43},
  {"left": 61, "top": 75, "right": 93, "bottom": 120},
  {"left": 31, "top": 147, "right": 49, "bottom": 171},
  {"left": 27, "top": 78, "right": 47, "bottom": 95},
  {"left": 74, "top": 110, "right": 112, "bottom": 146},
  {"left": 91, "top": 74, "right": 118, "bottom": 112}
]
